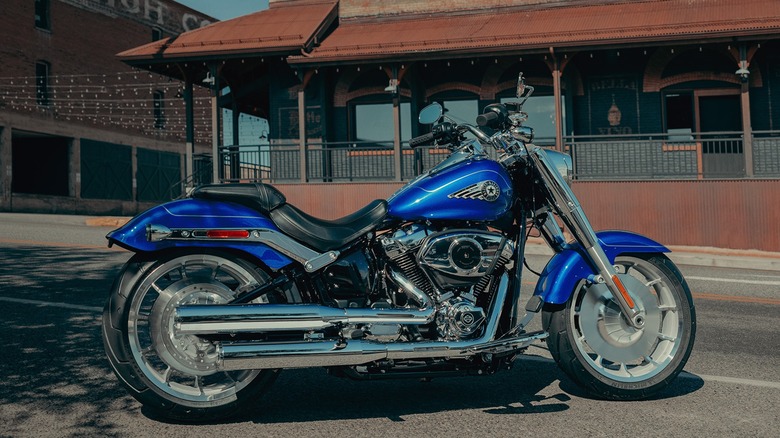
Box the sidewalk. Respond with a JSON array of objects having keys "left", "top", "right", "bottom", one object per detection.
[{"left": 9, "top": 212, "right": 778, "bottom": 272}]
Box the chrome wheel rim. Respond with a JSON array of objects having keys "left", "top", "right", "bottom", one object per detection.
[
  {"left": 570, "top": 256, "right": 683, "bottom": 383},
  {"left": 128, "top": 254, "right": 267, "bottom": 403}
]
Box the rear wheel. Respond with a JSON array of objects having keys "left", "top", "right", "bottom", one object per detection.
[
  {"left": 102, "top": 250, "right": 280, "bottom": 422},
  {"left": 543, "top": 254, "right": 696, "bottom": 400}
]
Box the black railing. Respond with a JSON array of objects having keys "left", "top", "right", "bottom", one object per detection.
[{"left": 213, "top": 132, "right": 780, "bottom": 183}]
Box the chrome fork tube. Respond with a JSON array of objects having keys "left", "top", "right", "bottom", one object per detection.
[{"left": 530, "top": 147, "right": 644, "bottom": 328}]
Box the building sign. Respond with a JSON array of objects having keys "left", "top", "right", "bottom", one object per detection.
[
  {"left": 61, "top": 0, "right": 212, "bottom": 34},
  {"left": 278, "top": 107, "right": 323, "bottom": 139},
  {"left": 589, "top": 76, "right": 639, "bottom": 135}
]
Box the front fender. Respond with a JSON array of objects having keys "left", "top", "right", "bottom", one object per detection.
[
  {"left": 533, "top": 230, "right": 669, "bottom": 305},
  {"left": 107, "top": 198, "right": 293, "bottom": 270}
]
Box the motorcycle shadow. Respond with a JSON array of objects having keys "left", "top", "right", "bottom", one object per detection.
[
  {"left": 250, "top": 355, "right": 570, "bottom": 424},
  {"left": 247, "top": 353, "right": 704, "bottom": 424}
]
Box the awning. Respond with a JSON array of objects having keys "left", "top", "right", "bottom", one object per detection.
[
  {"left": 117, "top": 1, "right": 337, "bottom": 62},
  {"left": 289, "top": 0, "right": 780, "bottom": 65}
]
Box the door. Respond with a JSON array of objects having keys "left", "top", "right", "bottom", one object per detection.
[{"left": 697, "top": 92, "right": 744, "bottom": 178}]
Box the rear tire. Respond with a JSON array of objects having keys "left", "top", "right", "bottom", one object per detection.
[
  {"left": 102, "top": 250, "right": 280, "bottom": 422},
  {"left": 543, "top": 254, "right": 696, "bottom": 400}
]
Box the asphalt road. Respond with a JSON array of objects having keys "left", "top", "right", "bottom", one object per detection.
[{"left": 0, "top": 213, "right": 779, "bottom": 437}]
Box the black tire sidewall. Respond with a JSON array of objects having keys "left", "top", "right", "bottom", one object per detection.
[
  {"left": 544, "top": 254, "right": 696, "bottom": 399},
  {"left": 102, "top": 249, "right": 280, "bottom": 422}
]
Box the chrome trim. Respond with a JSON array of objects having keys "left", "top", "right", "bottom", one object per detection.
[
  {"left": 531, "top": 147, "right": 642, "bottom": 328},
  {"left": 145, "top": 225, "right": 339, "bottom": 273},
  {"left": 146, "top": 224, "right": 172, "bottom": 242},
  {"left": 387, "top": 268, "right": 433, "bottom": 308},
  {"left": 216, "top": 273, "right": 511, "bottom": 371},
  {"left": 175, "top": 304, "right": 436, "bottom": 335}
]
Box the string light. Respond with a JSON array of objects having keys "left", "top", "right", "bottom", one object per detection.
[{"left": 0, "top": 70, "right": 221, "bottom": 143}]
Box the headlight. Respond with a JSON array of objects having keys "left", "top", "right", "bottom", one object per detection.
[{"left": 544, "top": 149, "right": 573, "bottom": 186}]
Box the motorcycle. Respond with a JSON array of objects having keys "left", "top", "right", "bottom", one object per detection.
[{"left": 102, "top": 74, "right": 695, "bottom": 422}]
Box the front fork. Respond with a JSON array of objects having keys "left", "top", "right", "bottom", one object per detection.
[{"left": 530, "top": 148, "right": 645, "bottom": 329}]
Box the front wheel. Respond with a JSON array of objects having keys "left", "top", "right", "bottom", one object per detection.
[
  {"left": 543, "top": 254, "right": 696, "bottom": 400},
  {"left": 102, "top": 250, "right": 281, "bottom": 422}
]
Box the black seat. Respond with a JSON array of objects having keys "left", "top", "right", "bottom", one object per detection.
[
  {"left": 191, "top": 183, "right": 286, "bottom": 215},
  {"left": 192, "top": 183, "right": 387, "bottom": 252},
  {"left": 271, "top": 200, "right": 387, "bottom": 252}
]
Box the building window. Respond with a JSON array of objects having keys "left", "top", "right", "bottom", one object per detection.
[
  {"left": 152, "top": 27, "right": 163, "bottom": 41},
  {"left": 353, "top": 102, "right": 411, "bottom": 145},
  {"left": 35, "top": 61, "right": 50, "bottom": 106},
  {"left": 35, "top": 0, "right": 51, "bottom": 30},
  {"left": 441, "top": 99, "right": 478, "bottom": 125},
  {"left": 502, "top": 95, "right": 564, "bottom": 144},
  {"left": 153, "top": 90, "right": 165, "bottom": 129}
]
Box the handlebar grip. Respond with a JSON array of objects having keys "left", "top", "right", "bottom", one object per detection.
[
  {"left": 409, "top": 131, "right": 435, "bottom": 148},
  {"left": 476, "top": 111, "right": 499, "bottom": 127}
]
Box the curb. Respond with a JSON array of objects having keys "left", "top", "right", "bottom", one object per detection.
[{"left": 84, "top": 217, "right": 131, "bottom": 227}]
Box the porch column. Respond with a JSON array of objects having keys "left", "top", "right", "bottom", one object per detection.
[
  {"left": 739, "top": 45, "right": 754, "bottom": 177},
  {"left": 546, "top": 48, "right": 566, "bottom": 151},
  {"left": 209, "top": 64, "right": 222, "bottom": 183},
  {"left": 70, "top": 138, "right": 81, "bottom": 199},
  {"left": 297, "top": 85, "right": 307, "bottom": 183},
  {"left": 183, "top": 79, "right": 195, "bottom": 186},
  {"left": 0, "top": 125, "right": 11, "bottom": 210},
  {"left": 552, "top": 56, "right": 564, "bottom": 151},
  {"left": 392, "top": 66, "right": 402, "bottom": 181},
  {"left": 231, "top": 98, "right": 240, "bottom": 181}
]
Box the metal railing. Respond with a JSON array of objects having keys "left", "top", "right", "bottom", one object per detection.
[{"left": 212, "top": 132, "right": 780, "bottom": 183}]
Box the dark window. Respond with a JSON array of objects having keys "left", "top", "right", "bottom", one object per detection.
[
  {"left": 35, "top": 61, "right": 50, "bottom": 106},
  {"left": 35, "top": 0, "right": 50, "bottom": 30},
  {"left": 152, "top": 27, "right": 163, "bottom": 41},
  {"left": 664, "top": 92, "right": 693, "bottom": 141},
  {"left": 153, "top": 90, "right": 165, "bottom": 129}
]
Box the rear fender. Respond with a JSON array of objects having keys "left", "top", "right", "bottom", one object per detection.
[
  {"left": 533, "top": 230, "right": 669, "bottom": 305},
  {"left": 107, "top": 198, "right": 293, "bottom": 270}
]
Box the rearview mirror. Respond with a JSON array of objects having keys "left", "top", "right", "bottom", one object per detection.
[{"left": 419, "top": 102, "right": 443, "bottom": 125}]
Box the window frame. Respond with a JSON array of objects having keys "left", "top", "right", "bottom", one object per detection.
[{"left": 34, "top": 0, "right": 51, "bottom": 31}]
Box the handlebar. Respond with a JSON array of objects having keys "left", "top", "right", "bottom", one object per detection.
[
  {"left": 476, "top": 111, "right": 499, "bottom": 127},
  {"left": 409, "top": 131, "right": 435, "bottom": 148}
]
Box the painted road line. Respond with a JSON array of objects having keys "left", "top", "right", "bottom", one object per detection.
[
  {"left": 0, "top": 296, "right": 103, "bottom": 312},
  {"left": 517, "top": 356, "right": 780, "bottom": 390},
  {"left": 692, "top": 292, "right": 780, "bottom": 306},
  {"left": 686, "top": 275, "right": 780, "bottom": 286}
]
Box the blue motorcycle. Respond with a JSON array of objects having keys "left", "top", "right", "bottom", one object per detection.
[{"left": 102, "top": 74, "right": 695, "bottom": 422}]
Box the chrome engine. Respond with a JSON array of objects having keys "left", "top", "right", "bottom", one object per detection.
[{"left": 380, "top": 225, "right": 513, "bottom": 340}]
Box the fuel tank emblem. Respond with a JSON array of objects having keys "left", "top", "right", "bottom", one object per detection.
[{"left": 448, "top": 180, "right": 501, "bottom": 202}]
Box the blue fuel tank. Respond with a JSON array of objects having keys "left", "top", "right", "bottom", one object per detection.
[{"left": 387, "top": 152, "right": 513, "bottom": 222}]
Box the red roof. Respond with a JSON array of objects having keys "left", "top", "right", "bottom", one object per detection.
[
  {"left": 118, "top": 1, "right": 337, "bottom": 61},
  {"left": 289, "top": 0, "right": 780, "bottom": 64}
]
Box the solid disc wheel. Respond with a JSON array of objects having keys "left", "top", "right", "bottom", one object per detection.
[
  {"left": 102, "top": 251, "right": 281, "bottom": 422},
  {"left": 543, "top": 254, "right": 696, "bottom": 400}
]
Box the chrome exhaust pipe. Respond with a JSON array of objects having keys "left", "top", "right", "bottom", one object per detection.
[
  {"left": 175, "top": 268, "right": 434, "bottom": 335},
  {"left": 176, "top": 304, "right": 435, "bottom": 335},
  {"left": 217, "top": 273, "right": 517, "bottom": 371}
]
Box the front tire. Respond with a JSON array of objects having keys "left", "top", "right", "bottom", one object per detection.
[
  {"left": 543, "top": 254, "right": 696, "bottom": 400},
  {"left": 102, "top": 250, "right": 280, "bottom": 422}
]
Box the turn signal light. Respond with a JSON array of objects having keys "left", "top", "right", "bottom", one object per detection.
[{"left": 206, "top": 230, "right": 250, "bottom": 239}]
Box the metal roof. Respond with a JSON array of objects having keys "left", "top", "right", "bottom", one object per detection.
[
  {"left": 117, "top": 1, "right": 337, "bottom": 62},
  {"left": 289, "top": 0, "right": 780, "bottom": 64}
]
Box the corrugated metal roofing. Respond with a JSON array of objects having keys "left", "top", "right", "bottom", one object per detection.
[
  {"left": 117, "top": 1, "right": 337, "bottom": 61},
  {"left": 289, "top": 0, "right": 780, "bottom": 64}
]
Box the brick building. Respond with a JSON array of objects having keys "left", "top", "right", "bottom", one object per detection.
[{"left": 0, "top": 0, "right": 214, "bottom": 215}]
